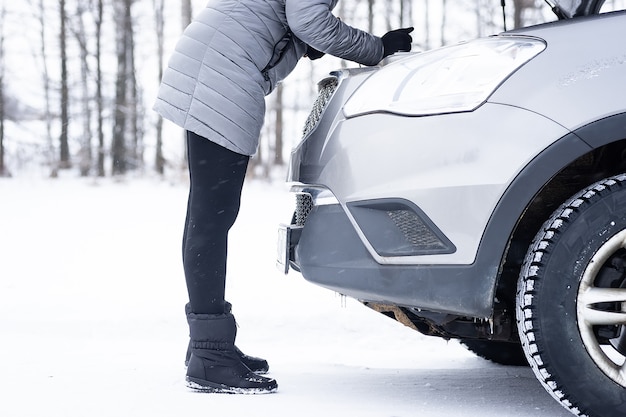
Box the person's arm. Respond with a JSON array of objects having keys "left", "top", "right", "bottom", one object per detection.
[
  {"left": 285, "top": 0, "right": 384, "bottom": 66},
  {"left": 287, "top": 0, "right": 412, "bottom": 66}
]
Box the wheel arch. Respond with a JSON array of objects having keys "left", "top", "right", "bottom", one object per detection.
[{"left": 490, "top": 112, "right": 626, "bottom": 315}]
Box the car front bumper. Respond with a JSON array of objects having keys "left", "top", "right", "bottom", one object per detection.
[{"left": 279, "top": 70, "right": 576, "bottom": 317}]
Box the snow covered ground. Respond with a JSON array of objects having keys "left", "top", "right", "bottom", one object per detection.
[{"left": 0, "top": 176, "right": 573, "bottom": 417}]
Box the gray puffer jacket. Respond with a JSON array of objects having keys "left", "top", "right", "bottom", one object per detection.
[{"left": 154, "top": 0, "right": 384, "bottom": 156}]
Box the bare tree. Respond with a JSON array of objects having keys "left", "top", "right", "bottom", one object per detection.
[
  {"left": 128, "top": 10, "right": 142, "bottom": 172},
  {"left": 181, "top": 0, "right": 193, "bottom": 30},
  {"left": 513, "top": 0, "right": 539, "bottom": 28},
  {"left": 423, "top": 0, "right": 431, "bottom": 49},
  {"left": 58, "top": 0, "right": 71, "bottom": 170},
  {"left": 112, "top": 0, "right": 128, "bottom": 175},
  {"left": 111, "top": 0, "right": 137, "bottom": 175},
  {"left": 273, "top": 83, "right": 284, "bottom": 166},
  {"left": 400, "top": 0, "right": 412, "bottom": 27},
  {"left": 95, "top": 0, "right": 105, "bottom": 177},
  {"left": 73, "top": 1, "right": 93, "bottom": 177},
  {"left": 29, "top": 0, "right": 56, "bottom": 176},
  {"left": 154, "top": 0, "right": 165, "bottom": 175},
  {"left": 441, "top": 0, "right": 447, "bottom": 46}
]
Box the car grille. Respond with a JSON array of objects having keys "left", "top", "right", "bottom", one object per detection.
[
  {"left": 294, "top": 193, "right": 313, "bottom": 226},
  {"left": 302, "top": 77, "right": 339, "bottom": 138}
]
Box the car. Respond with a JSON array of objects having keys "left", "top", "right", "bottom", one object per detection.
[{"left": 277, "top": 2, "right": 626, "bottom": 417}]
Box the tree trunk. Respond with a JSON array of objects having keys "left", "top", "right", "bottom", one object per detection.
[
  {"left": 127, "top": 8, "right": 141, "bottom": 172},
  {"left": 74, "top": 2, "right": 92, "bottom": 177},
  {"left": 111, "top": 0, "right": 130, "bottom": 175},
  {"left": 513, "top": 0, "right": 536, "bottom": 29},
  {"left": 273, "top": 83, "right": 284, "bottom": 166},
  {"left": 441, "top": 0, "right": 447, "bottom": 46},
  {"left": 367, "top": 0, "right": 375, "bottom": 32},
  {"left": 34, "top": 0, "right": 54, "bottom": 176},
  {"left": 154, "top": 0, "right": 165, "bottom": 175},
  {"left": 423, "top": 0, "right": 431, "bottom": 49},
  {"left": 475, "top": 0, "right": 482, "bottom": 37},
  {"left": 181, "top": 0, "right": 193, "bottom": 30},
  {"left": 59, "top": 0, "right": 71, "bottom": 169},
  {"left": 95, "top": 0, "right": 105, "bottom": 177},
  {"left": 400, "top": 0, "right": 412, "bottom": 27}
]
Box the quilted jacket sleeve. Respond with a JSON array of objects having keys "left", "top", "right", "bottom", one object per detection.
[{"left": 285, "top": 0, "right": 384, "bottom": 66}]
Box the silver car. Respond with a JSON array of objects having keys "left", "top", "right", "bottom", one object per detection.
[{"left": 278, "top": 2, "right": 626, "bottom": 417}]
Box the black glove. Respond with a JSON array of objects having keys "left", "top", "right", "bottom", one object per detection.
[
  {"left": 381, "top": 27, "right": 414, "bottom": 58},
  {"left": 305, "top": 45, "right": 325, "bottom": 60}
]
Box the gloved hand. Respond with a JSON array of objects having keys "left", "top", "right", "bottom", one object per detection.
[
  {"left": 381, "top": 27, "right": 414, "bottom": 58},
  {"left": 305, "top": 45, "right": 325, "bottom": 60}
]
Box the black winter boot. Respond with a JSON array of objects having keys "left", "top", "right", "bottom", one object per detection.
[
  {"left": 185, "top": 342, "right": 270, "bottom": 374},
  {"left": 184, "top": 303, "right": 269, "bottom": 374},
  {"left": 186, "top": 312, "right": 277, "bottom": 394}
]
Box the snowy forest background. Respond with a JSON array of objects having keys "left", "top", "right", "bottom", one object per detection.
[{"left": 0, "top": 0, "right": 623, "bottom": 180}]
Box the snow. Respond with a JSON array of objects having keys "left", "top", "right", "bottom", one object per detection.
[{"left": 0, "top": 176, "right": 573, "bottom": 417}]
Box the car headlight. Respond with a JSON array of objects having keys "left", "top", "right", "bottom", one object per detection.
[{"left": 343, "top": 36, "right": 546, "bottom": 117}]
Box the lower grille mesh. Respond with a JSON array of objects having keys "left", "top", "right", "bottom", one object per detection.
[
  {"left": 294, "top": 194, "right": 313, "bottom": 226},
  {"left": 387, "top": 209, "right": 448, "bottom": 251}
]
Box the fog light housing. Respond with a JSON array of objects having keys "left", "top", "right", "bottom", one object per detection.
[{"left": 347, "top": 199, "right": 455, "bottom": 256}]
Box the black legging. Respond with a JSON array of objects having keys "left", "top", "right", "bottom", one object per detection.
[{"left": 183, "top": 131, "right": 249, "bottom": 314}]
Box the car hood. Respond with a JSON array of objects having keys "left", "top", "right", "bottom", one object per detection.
[{"left": 551, "top": 0, "right": 605, "bottom": 18}]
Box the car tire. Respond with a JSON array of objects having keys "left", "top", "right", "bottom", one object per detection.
[
  {"left": 459, "top": 339, "right": 528, "bottom": 366},
  {"left": 517, "top": 174, "right": 626, "bottom": 417}
]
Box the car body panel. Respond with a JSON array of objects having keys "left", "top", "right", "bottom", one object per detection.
[
  {"left": 489, "top": 12, "right": 626, "bottom": 131},
  {"left": 292, "top": 104, "right": 570, "bottom": 265}
]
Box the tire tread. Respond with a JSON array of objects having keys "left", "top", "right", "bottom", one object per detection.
[{"left": 513, "top": 176, "right": 626, "bottom": 417}]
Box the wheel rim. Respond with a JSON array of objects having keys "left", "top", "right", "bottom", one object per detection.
[{"left": 577, "top": 229, "right": 626, "bottom": 387}]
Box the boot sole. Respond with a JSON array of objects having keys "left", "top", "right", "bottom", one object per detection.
[{"left": 186, "top": 377, "right": 278, "bottom": 394}]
